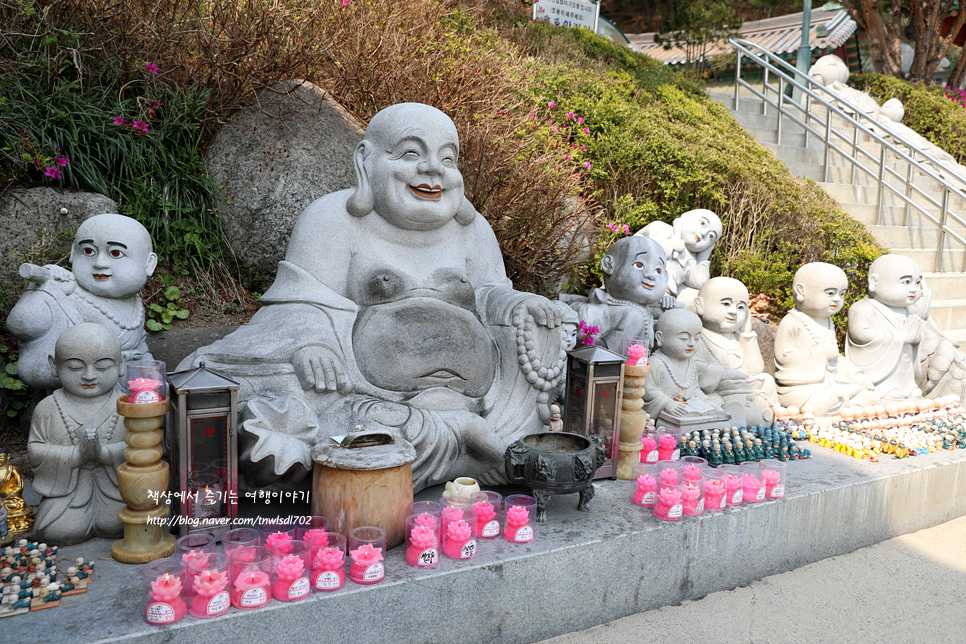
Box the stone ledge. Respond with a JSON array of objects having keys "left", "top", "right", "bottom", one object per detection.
[{"left": 20, "top": 448, "right": 966, "bottom": 644}]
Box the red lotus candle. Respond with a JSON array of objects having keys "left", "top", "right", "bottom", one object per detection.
[
  {"left": 349, "top": 543, "right": 384, "bottom": 584},
  {"left": 762, "top": 469, "right": 783, "bottom": 498},
  {"left": 442, "top": 520, "right": 475, "bottom": 560},
  {"left": 231, "top": 570, "right": 271, "bottom": 610},
  {"left": 653, "top": 485, "right": 683, "bottom": 521},
  {"left": 681, "top": 482, "right": 703, "bottom": 516},
  {"left": 313, "top": 545, "right": 346, "bottom": 590},
  {"left": 627, "top": 344, "right": 647, "bottom": 366},
  {"left": 719, "top": 465, "right": 743, "bottom": 505},
  {"left": 632, "top": 474, "right": 657, "bottom": 507},
  {"left": 264, "top": 531, "right": 293, "bottom": 553},
  {"left": 271, "top": 541, "right": 310, "bottom": 602},
  {"left": 406, "top": 515, "right": 439, "bottom": 567},
  {"left": 742, "top": 473, "right": 763, "bottom": 503},
  {"left": 658, "top": 434, "right": 678, "bottom": 460},
  {"left": 640, "top": 436, "right": 658, "bottom": 463},
  {"left": 145, "top": 570, "right": 187, "bottom": 625},
  {"left": 502, "top": 495, "right": 536, "bottom": 543},
  {"left": 681, "top": 464, "right": 702, "bottom": 482},
  {"left": 659, "top": 467, "right": 679, "bottom": 485},
  {"left": 189, "top": 565, "right": 230, "bottom": 618},
  {"left": 472, "top": 503, "right": 497, "bottom": 539},
  {"left": 703, "top": 477, "right": 727, "bottom": 511}
]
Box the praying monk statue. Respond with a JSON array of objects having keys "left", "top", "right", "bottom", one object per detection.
[{"left": 179, "top": 103, "right": 565, "bottom": 492}]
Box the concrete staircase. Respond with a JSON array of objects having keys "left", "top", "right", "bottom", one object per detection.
[{"left": 709, "top": 90, "right": 966, "bottom": 345}]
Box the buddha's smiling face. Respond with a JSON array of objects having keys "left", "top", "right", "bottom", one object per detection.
[
  {"left": 870, "top": 257, "right": 922, "bottom": 309},
  {"left": 369, "top": 113, "right": 464, "bottom": 231}
]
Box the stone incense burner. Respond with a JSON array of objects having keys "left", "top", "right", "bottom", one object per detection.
[{"left": 504, "top": 432, "right": 605, "bottom": 522}]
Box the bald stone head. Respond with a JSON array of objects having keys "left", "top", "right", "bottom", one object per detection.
[
  {"left": 601, "top": 236, "right": 669, "bottom": 306},
  {"left": 50, "top": 323, "right": 122, "bottom": 399},
  {"left": 70, "top": 214, "right": 157, "bottom": 299},
  {"left": 868, "top": 254, "right": 922, "bottom": 309},
  {"left": 654, "top": 308, "right": 702, "bottom": 361},
  {"left": 694, "top": 276, "right": 750, "bottom": 334},
  {"left": 793, "top": 262, "right": 848, "bottom": 318},
  {"left": 347, "top": 103, "right": 474, "bottom": 229}
]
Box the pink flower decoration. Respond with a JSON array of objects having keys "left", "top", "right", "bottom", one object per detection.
[
  {"left": 442, "top": 506, "right": 464, "bottom": 523},
  {"left": 409, "top": 526, "right": 436, "bottom": 549},
  {"left": 724, "top": 474, "right": 739, "bottom": 492},
  {"left": 682, "top": 464, "right": 701, "bottom": 481},
  {"left": 657, "top": 486, "right": 682, "bottom": 506},
  {"left": 705, "top": 479, "right": 726, "bottom": 495},
  {"left": 276, "top": 555, "right": 304, "bottom": 580},
  {"left": 583, "top": 128, "right": 590, "bottom": 134},
  {"left": 445, "top": 520, "right": 472, "bottom": 544},
  {"left": 628, "top": 344, "right": 646, "bottom": 364},
  {"left": 506, "top": 504, "right": 529, "bottom": 526},
  {"left": 264, "top": 531, "right": 292, "bottom": 551},
  {"left": 43, "top": 166, "right": 62, "bottom": 180},
  {"left": 145, "top": 62, "right": 160, "bottom": 74},
  {"left": 349, "top": 543, "right": 383, "bottom": 566},
  {"left": 577, "top": 117, "right": 584, "bottom": 124},
  {"left": 474, "top": 501, "right": 496, "bottom": 523},
  {"left": 192, "top": 568, "right": 228, "bottom": 596},
  {"left": 581, "top": 335, "right": 595, "bottom": 345},
  {"left": 659, "top": 435, "right": 677, "bottom": 449},
  {"left": 414, "top": 513, "right": 436, "bottom": 527},
  {"left": 641, "top": 436, "right": 656, "bottom": 451},
  {"left": 762, "top": 470, "right": 782, "bottom": 485},
  {"left": 182, "top": 551, "right": 208, "bottom": 567},
  {"left": 636, "top": 475, "right": 656, "bottom": 492},
  {"left": 314, "top": 546, "right": 345, "bottom": 571}
]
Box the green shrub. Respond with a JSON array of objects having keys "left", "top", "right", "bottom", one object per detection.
[{"left": 849, "top": 73, "right": 966, "bottom": 164}]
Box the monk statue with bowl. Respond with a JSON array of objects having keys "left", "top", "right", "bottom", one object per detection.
[{"left": 179, "top": 103, "right": 564, "bottom": 491}]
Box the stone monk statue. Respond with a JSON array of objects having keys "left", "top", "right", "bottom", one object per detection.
[{"left": 179, "top": 103, "right": 564, "bottom": 491}]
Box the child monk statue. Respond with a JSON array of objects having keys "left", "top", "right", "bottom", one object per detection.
[
  {"left": 774, "top": 263, "right": 877, "bottom": 417},
  {"left": 7, "top": 214, "right": 158, "bottom": 389},
  {"left": 28, "top": 323, "right": 127, "bottom": 544},
  {"left": 845, "top": 254, "right": 924, "bottom": 401}
]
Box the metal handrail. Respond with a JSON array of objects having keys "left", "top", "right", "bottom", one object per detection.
[{"left": 729, "top": 37, "right": 966, "bottom": 272}]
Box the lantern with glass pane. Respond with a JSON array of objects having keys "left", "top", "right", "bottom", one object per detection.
[
  {"left": 562, "top": 345, "right": 624, "bottom": 479},
  {"left": 167, "top": 362, "right": 239, "bottom": 540}
]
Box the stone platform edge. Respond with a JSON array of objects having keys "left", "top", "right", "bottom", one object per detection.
[{"left": 20, "top": 449, "right": 966, "bottom": 644}]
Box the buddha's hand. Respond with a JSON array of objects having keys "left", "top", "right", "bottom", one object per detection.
[
  {"left": 659, "top": 295, "right": 681, "bottom": 311},
  {"left": 664, "top": 401, "right": 690, "bottom": 417},
  {"left": 902, "top": 314, "right": 923, "bottom": 344},
  {"left": 822, "top": 341, "right": 840, "bottom": 362},
  {"left": 293, "top": 346, "right": 349, "bottom": 393},
  {"left": 513, "top": 296, "right": 561, "bottom": 328}
]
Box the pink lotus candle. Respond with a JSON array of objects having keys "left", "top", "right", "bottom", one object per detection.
[
  {"left": 273, "top": 555, "right": 309, "bottom": 601},
  {"left": 349, "top": 544, "right": 384, "bottom": 584},
  {"left": 658, "top": 435, "right": 677, "bottom": 460},
  {"left": 407, "top": 526, "right": 439, "bottom": 567},
  {"left": 440, "top": 505, "right": 464, "bottom": 542},
  {"left": 442, "top": 520, "right": 475, "bottom": 559},
  {"left": 762, "top": 469, "right": 783, "bottom": 498},
  {"left": 681, "top": 483, "right": 702, "bottom": 515},
  {"left": 313, "top": 547, "right": 346, "bottom": 591},
  {"left": 231, "top": 570, "right": 271, "bottom": 610},
  {"left": 659, "top": 467, "right": 678, "bottom": 485},
  {"left": 193, "top": 483, "right": 223, "bottom": 520},
  {"left": 503, "top": 505, "right": 533, "bottom": 543},
  {"left": 724, "top": 474, "right": 743, "bottom": 505},
  {"left": 742, "top": 474, "right": 763, "bottom": 503},
  {"left": 190, "top": 569, "right": 230, "bottom": 618},
  {"left": 146, "top": 573, "right": 186, "bottom": 624},
  {"left": 653, "top": 486, "right": 683, "bottom": 520},
  {"left": 682, "top": 464, "right": 701, "bottom": 482},
  {"left": 627, "top": 344, "right": 647, "bottom": 366},
  {"left": 704, "top": 478, "right": 726, "bottom": 511},
  {"left": 414, "top": 513, "right": 436, "bottom": 527},
  {"left": 632, "top": 475, "right": 657, "bottom": 507},
  {"left": 264, "top": 531, "right": 292, "bottom": 552},
  {"left": 474, "top": 501, "right": 499, "bottom": 539},
  {"left": 302, "top": 528, "right": 327, "bottom": 544},
  {"left": 128, "top": 377, "right": 163, "bottom": 404},
  {"left": 641, "top": 436, "right": 658, "bottom": 463}
]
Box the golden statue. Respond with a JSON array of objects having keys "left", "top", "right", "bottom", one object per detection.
[{"left": 0, "top": 444, "right": 34, "bottom": 536}]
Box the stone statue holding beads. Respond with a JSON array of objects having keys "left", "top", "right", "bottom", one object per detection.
[
  {"left": 7, "top": 214, "right": 158, "bottom": 389},
  {"left": 179, "top": 103, "right": 565, "bottom": 492}
]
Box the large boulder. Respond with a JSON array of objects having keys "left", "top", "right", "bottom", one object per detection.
[
  {"left": 208, "top": 80, "right": 365, "bottom": 289},
  {"left": 0, "top": 188, "right": 118, "bottom": 308}
]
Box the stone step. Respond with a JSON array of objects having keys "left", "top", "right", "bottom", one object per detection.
[
  {"left": 866, "top": 225, "right": 941, "bottom": 250},
  {"left": 27, "top": 450, "right": 966, "bottom": 644},
  {"left": 889, "top": 247, "right": 966, "bottom": 273},
  {"left": 927, "top": 297, "right": 966, "bottom": 334},
  {"left": 925, "top": 272, "right": 966, "bottom": 300}
]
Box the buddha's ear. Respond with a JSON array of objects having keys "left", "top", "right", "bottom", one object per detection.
[
  {"left": 600, "top": 253, "right": 615, "bottom": 277},
  {"left": 654, "top": 329, "right": 663, "bottom": 348},
  {"left": 455, "top": 197, "right": 477, "bottom": 226},
  {"left": 868, "top": 273, "right": 878, "bottom": 295},
  {"left": 692, "top": 296, "right": 704, "bottom": 318},
  {"left": 145, "top": 252, "right": 158, "bottom": 278},
  {"left": 793, "top": 282, "right": 806, "bottom": 303},
  {"left": 346, "top": 140, "right": 374, "bottom": 217}
]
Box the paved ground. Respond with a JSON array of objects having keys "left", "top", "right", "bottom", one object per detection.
[{"left": 539, "top": 514, "right": 966, "bottom": 644}]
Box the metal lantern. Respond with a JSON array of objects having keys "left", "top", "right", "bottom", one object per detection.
[
  {"left": 167, "top": 361, "right": 239, "bottom": 540},
  {"left": 563, "top": 345, "right": 625, "bottom": 479}
]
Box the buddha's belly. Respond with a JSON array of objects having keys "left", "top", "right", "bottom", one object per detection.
[{"left": 352, "top": 297, "right": 496, "bottom": 397}]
